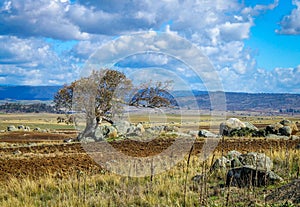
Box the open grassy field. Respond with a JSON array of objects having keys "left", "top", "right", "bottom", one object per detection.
[{"left": 0, "top": 113, "right": 300, "bottom": 206}]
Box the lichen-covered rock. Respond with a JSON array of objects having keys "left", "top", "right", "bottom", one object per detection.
[
  {"left": 136, "top": 123, "right": 145, "bottom": 134},
  {"left": 244, "top": 122, "right": 258, "bottom": 131},
  {"left": 280, "top": 119, "right": 298, "bottom": 135},
  {"left": 114, "top": 121, "right": 130, "bottom": 136},
  {"left": 279, "top": 126, "right": 292, "bottom": 136},
  {"left": 210, "top": 156, "right": 230, "bottom": 172},
  {"left": 106, "top": 126, "right": 118, "bottom": 139},
  {"left": 226, "top": 166, "right": 283, "bottom": 187},
  {"left": 94, "top": 127, "right": 105, "bottom": 141},
  {"left": 220, "top": 118, "right": 246, "bottom": 136},
  {"left": 266, "top": 123, "right": 284, "bottom": 135},
  {"left": 265, "top": 119, "right": 298, "bottom": 136},
  {"left": 239, "top": 152, "right": 273, "bottom": 171},
  {"left": 227, "top": 150, "right": 242, "bottom": 160}
]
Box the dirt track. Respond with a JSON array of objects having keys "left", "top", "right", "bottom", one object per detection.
[{"left": 0, "top": 131, "right": 300, "bottom": 182}]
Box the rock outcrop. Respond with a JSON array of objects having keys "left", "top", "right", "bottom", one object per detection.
[
  {"left": 266, "top": 119, "right": 298, "bottom": 137},
  {"left": 219, "top": 118, "right": 259, "bottom": 137},
  {"left": 210, "top": 150, "right": 282, "bottom": 188},
  {"left": 226, "top": 166, "right": 283, "bottom": 187}
]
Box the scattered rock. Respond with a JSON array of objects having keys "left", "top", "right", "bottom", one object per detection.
[
  {"left": 280, "top": 120, "right": 298, "bottom": 135},
  {"left": 280, "top": 119, "right": 292, "bottom": 126},
  {"left": 226, "top": 166, "right": 283, "bottom": 187},
  {"left": 279, "top": 126, "right": 292, "bottom": 136},
  {"left": 252, "top": 129, "right": 267, "bottom": 137},
  {"left": 291, "top": 135, "right": 299, "bottom": 140},
  {"left": 17, "top": 125, "right": 25, "bottom": 130},
  {"left": 243, "top": 122, "right": 258, "bottom": 131},
  {"left": 80, "top": 137, "right": 95, "bottom": 143},
  {"left": 266, "top": 123, "right": 284, "bottom": 135},
  {"left": 265, "top": 119, "right": 298, "bottom": 136},
  {"left": 136, "top": 123, "right": 145, "bottom": 134},
  {"left": 33, "top": 127, "right": 41, "bottom": 132},
  {"left": 127, "top": 125, "right": 138, "bottom": 136},
  {"left": 219, "top": 118, "right": 259, "bottom": 137},
  {"left": 239, "top": 152, "right": 273, "bottom": 171},
  {"left": 210, "top": 150, "right": 280, "bottom": 188},
  {"left": 227, "top": 150, "right": 242, "bottom": 160},
  {"left": 63, "top": 138, "right": 74, "bottom": 143},
  {"left": 210, "top": 151, "right": 242, "bottom": 172},
  {"left": 164, "top": 125, "right": 178, "bottom": 132},
  {"left": 220, "top": 118, "right": 246, "bottom": 136},
  {"left": 149, "top": 125, "right": 165, "bottom": 133},
  {"left": 12, "top": 150, "right": 22, "bottom": 155},
  {"left": 198, "top": 130, "right": 219, "bottom": 138},
  {"left": 145, "top": 128, "right": 156, "bottom": 135},
  {"left": 210, "top": 156, "right": 230, "bottom": 172},
  {"left": 7, "top": 125, "right": 17, "bottom": 132},
  {"left": 114, "top": 121, "right": 130, "bottom": 136},
  {"left": 106, "top": 126, "right": 118, "bottom": 139},
  {"left": 94, "top": 127, "right": 105, "bottom": 141}
]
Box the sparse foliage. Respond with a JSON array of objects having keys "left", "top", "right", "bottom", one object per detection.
[
  {"left": 72, "top": 69, "right": 132, "bottom": 140},
  {"left": 54, "top": 70, "right": 178, "bottom": 140},
  {"left": 54, "top": 82, "right": 75, "bottom": 114},
  {"left": 129, "top": 81, "right": 178, "bottom": 108}
]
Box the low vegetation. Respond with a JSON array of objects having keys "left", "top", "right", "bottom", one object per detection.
[
  {"left": 0, "top": 145, "right": 299, "bottom": 206},
  {"left": 0, "top": 113, "right": 299, "bottom": 206}
]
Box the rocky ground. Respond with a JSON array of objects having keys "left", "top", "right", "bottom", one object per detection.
[{"left": 1, "top": 130, "right": 300, "bottom": 183}]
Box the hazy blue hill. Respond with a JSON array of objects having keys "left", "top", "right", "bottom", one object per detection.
[
  {"left": 0, "top": 86, "right": 62, "bottom": 101},
  {"left": 0, "top": 86, "right": 299, "bottom": 113}
]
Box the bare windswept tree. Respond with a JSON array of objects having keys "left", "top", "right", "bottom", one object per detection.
[
  {"left": 54, "top": 69, "right": 132, "bottom": 140},
  {"left": 54, "top": 70, "right": 178, "bottom": 141}
]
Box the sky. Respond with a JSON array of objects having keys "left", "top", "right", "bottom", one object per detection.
[{"left": 0, "top": 0, "right": 300, "bottom": 93}]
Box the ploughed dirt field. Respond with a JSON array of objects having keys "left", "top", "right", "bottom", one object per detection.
[{"left": 1, "top": 130, "right": 300, "bottom": 182}]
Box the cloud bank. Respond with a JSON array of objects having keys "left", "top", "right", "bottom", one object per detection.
[{"left": 0, "top": 0, "right": 299, "bottom": 93}]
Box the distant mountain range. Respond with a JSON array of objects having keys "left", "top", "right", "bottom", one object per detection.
[
  {"left": 0, "top": 86, "right": 61, "bottom": 101},
  {"left": 0, "top": 86, "right": 299, "bottom": 113}
]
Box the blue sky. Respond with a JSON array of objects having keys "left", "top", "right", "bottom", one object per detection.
[{"left": 0, "top": 0, "right": 300, "bottom": 93}]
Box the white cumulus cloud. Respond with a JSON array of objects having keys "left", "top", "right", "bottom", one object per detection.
[{"left": 276, "top": 0, "right": 300, "bottom": 35}]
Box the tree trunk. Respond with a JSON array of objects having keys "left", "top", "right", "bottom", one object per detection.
[{"left": 77, "top": 117, "right": 98, "bottom": 141}]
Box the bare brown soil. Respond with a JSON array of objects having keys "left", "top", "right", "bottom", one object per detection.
[{"left": 0, "top": 131, "right": 300, "bottom": 182}]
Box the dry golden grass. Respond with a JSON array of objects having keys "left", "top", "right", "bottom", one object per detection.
[
  {"left": 0, "top": 113, "right": 299, "bottom": 206},
  {"left": 0, "top": 148, "right": 299, "bottom": 206},
  {"left": 0, "top": 113, "right": 75, "bottom": 131}
]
